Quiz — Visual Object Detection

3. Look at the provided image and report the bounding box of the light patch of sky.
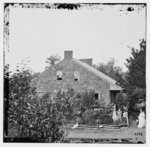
[6,4,146,73]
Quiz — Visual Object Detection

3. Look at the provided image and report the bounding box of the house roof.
[35,56,122,91]
[73,58,122,91]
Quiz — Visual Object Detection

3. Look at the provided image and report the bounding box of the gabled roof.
[34,57,122,91]
[73,58,122,91]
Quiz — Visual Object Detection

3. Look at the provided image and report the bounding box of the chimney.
[79,58,93,66]
[64,51,73,59]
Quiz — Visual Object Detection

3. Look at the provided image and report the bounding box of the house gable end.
[72,58,122,91]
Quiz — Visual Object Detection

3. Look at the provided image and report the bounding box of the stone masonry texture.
[34,59,111,106]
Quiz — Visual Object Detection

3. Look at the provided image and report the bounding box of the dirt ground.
[63,125,146,143]
[62,113,145,143]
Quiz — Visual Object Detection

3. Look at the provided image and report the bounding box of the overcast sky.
[6,4,146,73]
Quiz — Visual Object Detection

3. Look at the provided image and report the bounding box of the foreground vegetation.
[4,39,146,142]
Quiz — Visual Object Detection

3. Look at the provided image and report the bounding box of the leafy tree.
[7,67,36,138]
[94,58,125,86]
[5,65,64,142]
[125,39,146,90]
[125,39,146,110]
[115,92,128,109]
[45,54,61,69]
[4,64,10,136]
[32,72,41,79]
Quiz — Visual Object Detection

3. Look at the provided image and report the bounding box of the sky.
[6,3,146,73]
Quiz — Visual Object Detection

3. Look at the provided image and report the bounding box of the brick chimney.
[64,51,73,59]
[79,58,93,66]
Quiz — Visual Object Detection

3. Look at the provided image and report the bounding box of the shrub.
[81,108,113,125]
[100,115,113,124]
[80,90,95,110]
[81,109,96,125]
[115,92,128,109]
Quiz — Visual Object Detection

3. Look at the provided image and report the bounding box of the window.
[57,71,62,80]
[94,93,99,100]
[74,71,79,81]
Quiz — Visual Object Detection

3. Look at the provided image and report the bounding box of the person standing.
[123,107,129,126]
[112,104,119,123]
[137,108,146,129]
[117,108,122,122]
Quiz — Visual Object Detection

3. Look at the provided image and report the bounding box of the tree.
[115,92,128,109]
[7,67,36,138]
[5,65,64,142]
[45,54,61,69]
[125,39,146,110]
[94,58,125,87]
[4,64,10,136]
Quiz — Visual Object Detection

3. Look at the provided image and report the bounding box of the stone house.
[34,51,122,106]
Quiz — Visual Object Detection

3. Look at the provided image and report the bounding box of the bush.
[81,108,113,125]
[55,88,76,122]
[115,92,128,109]
[7,92,65,142]
[81,109,96,125]
[80,90,95,110]
[100,115,113,124]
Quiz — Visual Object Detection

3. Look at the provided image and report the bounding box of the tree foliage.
[45,54,61,69]
[81,108,113,125]
[5,65,104,141]
[54,88,76,122]
[80,90,95,110]
[125,39,146,110]
[4,64,10,136]
[5,66,64,142]
[94,58,125,86]
[125,39,146,90]
[115,92,128,109]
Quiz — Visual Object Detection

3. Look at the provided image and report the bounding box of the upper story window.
[74,71,79,81]
[57,71,62,80]
[94,93,99,100]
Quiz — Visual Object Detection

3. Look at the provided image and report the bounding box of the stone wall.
[35,59,110,106]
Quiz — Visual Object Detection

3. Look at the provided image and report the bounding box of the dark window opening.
[57,77,62,80]
[74,78,78,81]
[57,71,62,80]
[74,71,79,82]
[95,93,98,100]
[110,91,119,103]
